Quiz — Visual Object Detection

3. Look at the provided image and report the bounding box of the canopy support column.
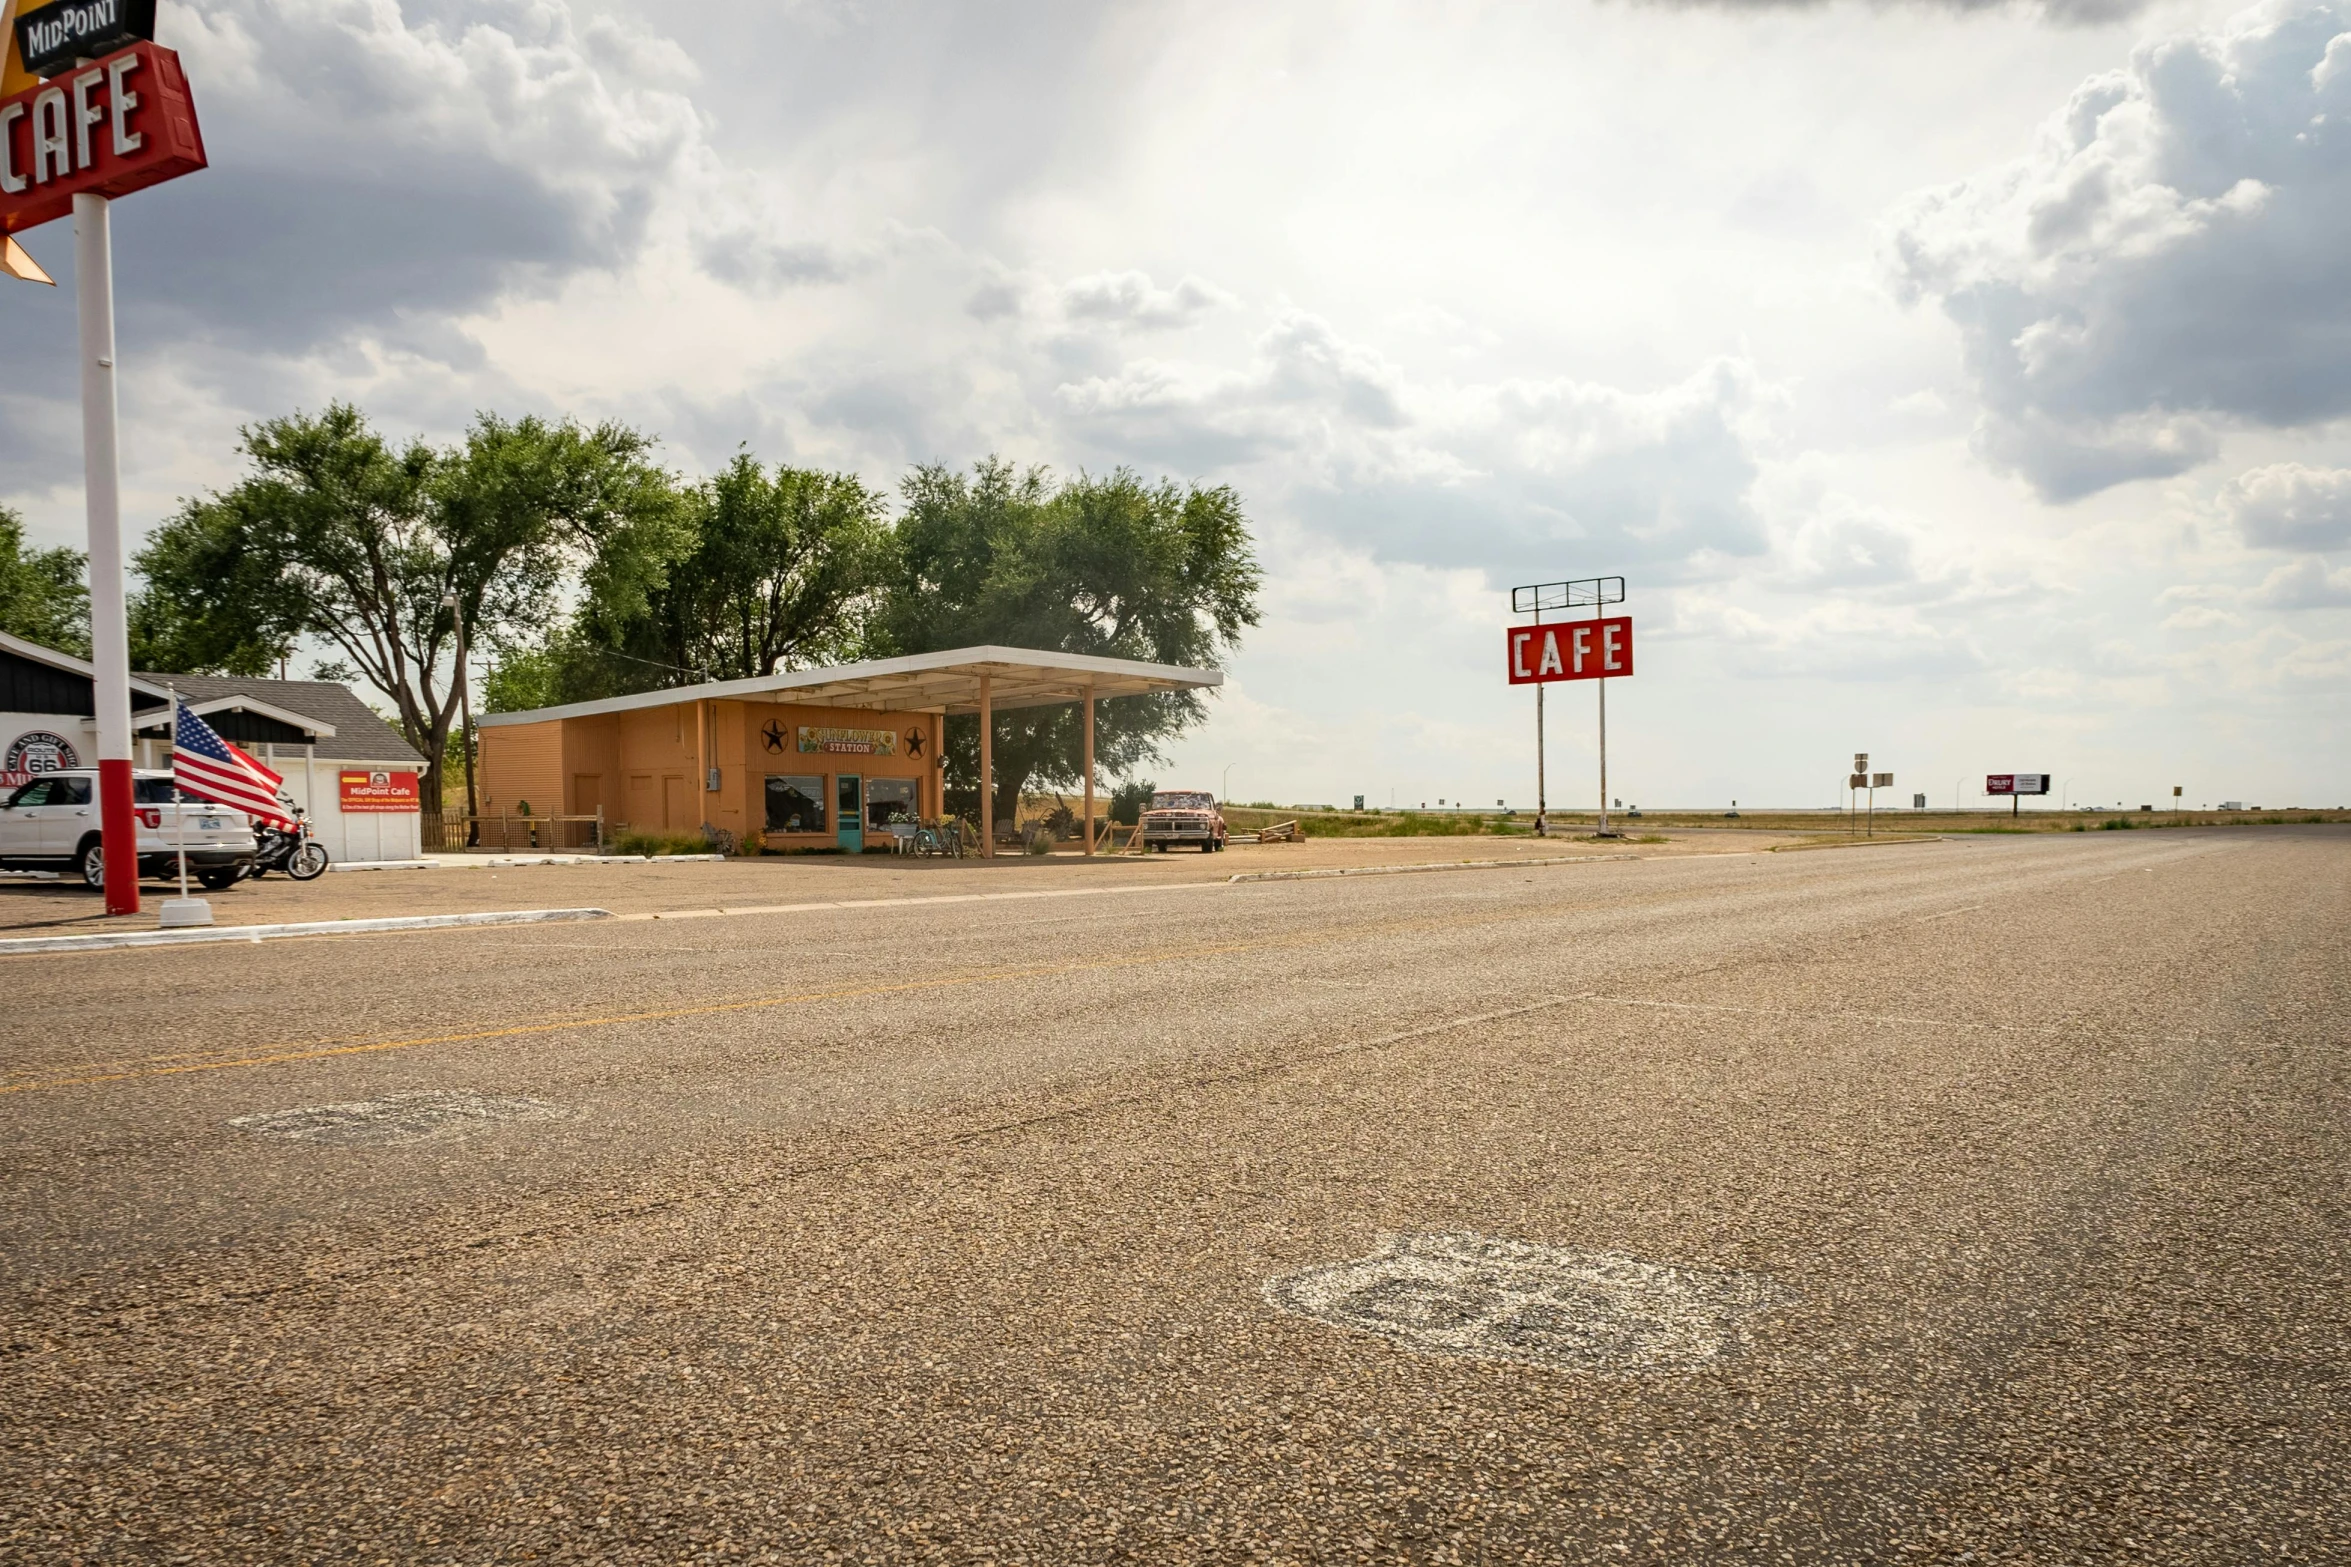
[1082,678,1096,856]
[979,674,994,859]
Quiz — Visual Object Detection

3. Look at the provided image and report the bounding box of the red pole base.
[99,757,140,916]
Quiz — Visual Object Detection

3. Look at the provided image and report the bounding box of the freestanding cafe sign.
[1,37,205,233]
[1505,618,1635,684]
[1506,578,1634,837]
[2,0,208,919]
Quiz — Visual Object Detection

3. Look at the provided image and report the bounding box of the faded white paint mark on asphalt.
[1265,1233,1792,1373]
[229,1089,565,1148]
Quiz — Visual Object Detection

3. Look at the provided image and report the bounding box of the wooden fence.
[423,810,605,853]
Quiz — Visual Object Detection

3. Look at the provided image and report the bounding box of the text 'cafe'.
[475,646,1220,852]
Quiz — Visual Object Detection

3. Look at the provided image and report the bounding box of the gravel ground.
[1,827,2343,1564]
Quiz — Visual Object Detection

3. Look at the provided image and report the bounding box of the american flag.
[172,698,294,829]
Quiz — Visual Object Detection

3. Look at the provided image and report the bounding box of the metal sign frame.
[1512,577,1625,617]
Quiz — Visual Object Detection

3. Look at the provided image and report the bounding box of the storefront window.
[866,777,917,828]
[765,774,825,832]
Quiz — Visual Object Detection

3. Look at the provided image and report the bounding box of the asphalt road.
[2,828,2344,1564]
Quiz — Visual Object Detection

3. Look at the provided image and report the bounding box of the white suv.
[0,769,259,891]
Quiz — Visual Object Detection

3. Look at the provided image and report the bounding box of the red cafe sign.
[1506,616,1635,685]
[0,39,205,235]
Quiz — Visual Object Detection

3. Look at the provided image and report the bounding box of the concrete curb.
[1229,854,1621,884]
[0,907,614,956]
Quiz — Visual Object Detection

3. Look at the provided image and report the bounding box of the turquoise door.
[836,774,862,852]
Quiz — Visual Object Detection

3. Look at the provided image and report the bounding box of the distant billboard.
[1986,773,2049,796]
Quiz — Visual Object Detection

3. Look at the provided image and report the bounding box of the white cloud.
[1057,312,1776,577]
[2222,462,2351,550]
[1057,270,1235,331]
[2253,556,2351,607]
[1887,0,2351,500]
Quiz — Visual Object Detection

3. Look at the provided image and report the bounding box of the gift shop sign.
[0,39,205,235]
[339,770,421,814]
[1506,617,1634,685]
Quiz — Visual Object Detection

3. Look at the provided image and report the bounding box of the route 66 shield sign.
[1264,1232,1791,1374]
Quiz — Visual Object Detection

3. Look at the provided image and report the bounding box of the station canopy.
[478,645,1222,726]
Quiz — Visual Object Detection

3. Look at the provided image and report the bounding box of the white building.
[1,631,428,864]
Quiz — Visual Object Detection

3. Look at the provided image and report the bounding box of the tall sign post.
[1508,577,1631,838]
[4,4,209,914]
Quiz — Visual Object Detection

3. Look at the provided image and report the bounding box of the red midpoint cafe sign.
[1507,616,1634,684]
[0,38,205,234]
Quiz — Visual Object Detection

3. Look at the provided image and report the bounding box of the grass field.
[1211,803,2351,838]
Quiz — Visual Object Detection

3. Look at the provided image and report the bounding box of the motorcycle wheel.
[288,841,330,881]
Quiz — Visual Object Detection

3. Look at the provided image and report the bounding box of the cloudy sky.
[7,0,2349,810]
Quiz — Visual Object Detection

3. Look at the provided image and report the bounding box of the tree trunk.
[993,761,1032,835]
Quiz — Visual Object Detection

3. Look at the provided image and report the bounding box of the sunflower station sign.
[3,0,208,915]
[796,725,899,756]
[1507,576,1634,837]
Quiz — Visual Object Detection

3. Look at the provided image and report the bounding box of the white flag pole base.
[158,898,214,928]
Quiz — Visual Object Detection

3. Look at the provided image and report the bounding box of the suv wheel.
[74,838,106,891]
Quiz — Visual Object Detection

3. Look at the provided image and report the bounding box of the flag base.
[157,898,214,928]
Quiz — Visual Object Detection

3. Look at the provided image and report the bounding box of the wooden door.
[626,773,653,832]
[663,774,689,829]
[572,774,602,848]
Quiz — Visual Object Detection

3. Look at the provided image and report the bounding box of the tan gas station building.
[475,646,1221,855]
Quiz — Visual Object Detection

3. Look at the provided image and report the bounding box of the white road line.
[616,879,1231,923]
[1229,854,1621,884]
[0,908,614,956]
[1575,992,2200,1042]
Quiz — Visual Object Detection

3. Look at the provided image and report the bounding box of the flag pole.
[172,688,189,900]
[158,687,211,927]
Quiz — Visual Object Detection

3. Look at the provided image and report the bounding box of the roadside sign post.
[78,189,139,912]
[1508,577,1630,838]
[4,14,211,914]
[1870,771,1892,837]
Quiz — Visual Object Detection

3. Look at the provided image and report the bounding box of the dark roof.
[132,673,427,766]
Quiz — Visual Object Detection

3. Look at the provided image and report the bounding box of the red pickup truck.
[1139,789,1229,852]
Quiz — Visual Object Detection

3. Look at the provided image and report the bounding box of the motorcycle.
[245,809,330,881]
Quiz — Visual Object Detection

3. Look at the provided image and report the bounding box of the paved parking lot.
[0,831,1789,936]
[2,828,2344,1563]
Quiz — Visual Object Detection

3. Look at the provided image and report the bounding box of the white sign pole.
[76,190,140,916]
[1534,681,1545,836]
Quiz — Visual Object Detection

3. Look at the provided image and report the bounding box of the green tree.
[542,452,893,703]
[0,506,90,657]
[132,402,678,806]
[884,459,1260,824]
